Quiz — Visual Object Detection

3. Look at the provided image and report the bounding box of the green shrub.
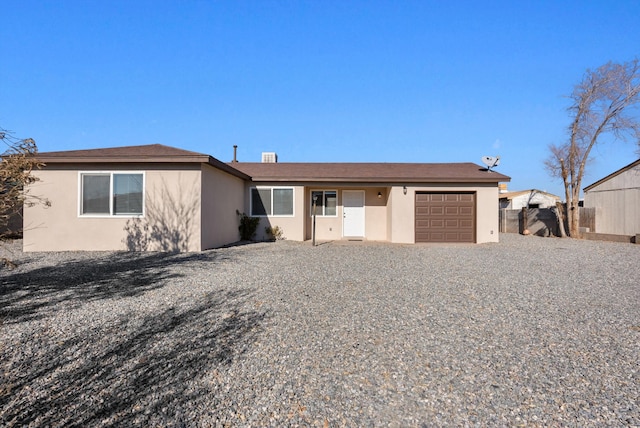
[236,210,260,241]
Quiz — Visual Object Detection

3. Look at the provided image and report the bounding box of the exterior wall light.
[403,186,407,195]
[377,191,382,199]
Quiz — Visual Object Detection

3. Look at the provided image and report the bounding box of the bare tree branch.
[545,59,640,237]
[1,127,50,267]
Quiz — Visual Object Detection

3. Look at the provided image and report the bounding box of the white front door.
[343,190,365,237]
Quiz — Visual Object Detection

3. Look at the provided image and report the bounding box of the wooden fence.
[500,207,595,237]
[579,207,595,232]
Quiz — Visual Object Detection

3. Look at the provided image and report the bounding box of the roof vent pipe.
[232,145,238,162]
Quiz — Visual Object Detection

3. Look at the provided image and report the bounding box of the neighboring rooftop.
[584,158,640,192]
[499,189,560,200]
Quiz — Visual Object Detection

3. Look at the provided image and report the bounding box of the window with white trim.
[311,190,337,216]
[251,187,294,216]
[80,172,144,216]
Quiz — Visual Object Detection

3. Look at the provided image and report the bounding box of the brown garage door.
[415,192,475,243]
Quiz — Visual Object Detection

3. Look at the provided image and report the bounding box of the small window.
[273,188,294,215]
[251,188,271,216]
[251,187,294,216]
[311,190,337,216]
[82,174,110,214]
[80,172,144,216]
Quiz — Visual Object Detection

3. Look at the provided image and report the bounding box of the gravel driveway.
[1,235,639,427]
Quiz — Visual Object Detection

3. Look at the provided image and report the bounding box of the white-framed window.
[310,190,337,216]
[250,187,294,217]
[79,172,144,217]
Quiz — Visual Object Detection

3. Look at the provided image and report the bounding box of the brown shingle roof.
[229,162,511,183]
[34,144,512,184]
[35,143,209,162]
[35,144,250,179]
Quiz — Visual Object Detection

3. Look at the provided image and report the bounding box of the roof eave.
[206,156,251,180]
[34,155,212,163]
[248,177,510,183]
[33,154,252,180]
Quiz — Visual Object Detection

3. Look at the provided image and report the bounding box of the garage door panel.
[430,232,445,241]
[460,232,474,240]
[415,192,475,243]
[460,207,473,215]
[460,220,474,228]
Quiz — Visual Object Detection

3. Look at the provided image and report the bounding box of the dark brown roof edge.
[245,176,509,183]
[205,156,251,180]
[34,154,211,163]
[33,144,252,181]
[36,154,251,180]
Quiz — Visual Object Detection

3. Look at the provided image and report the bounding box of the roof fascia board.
[35,155,211,163]
[247,180,505,188]
[205,156,251,180]
[247,177,509,184]
[34,154,251,180]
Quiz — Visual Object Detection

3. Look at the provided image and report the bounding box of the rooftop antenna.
[481,155,500,172]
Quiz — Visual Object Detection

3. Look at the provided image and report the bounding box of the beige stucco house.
[24,144,510,251]
[583,158,640,238]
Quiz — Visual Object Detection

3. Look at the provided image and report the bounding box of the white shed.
[583,159,640,237]
[499,189,560,210]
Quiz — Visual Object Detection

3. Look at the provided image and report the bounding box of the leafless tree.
[545,59,640,237]
[1,127,50,266]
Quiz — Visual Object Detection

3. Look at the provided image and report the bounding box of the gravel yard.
[1,234,639,427]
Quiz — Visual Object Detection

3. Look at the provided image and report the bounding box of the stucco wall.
[389,184,499,244]
[363,187,388,241]
[244,183,306,241]
[24,165,202,252]
[306,188,342,241]
[200,164,246,248]
[305,186,388,242]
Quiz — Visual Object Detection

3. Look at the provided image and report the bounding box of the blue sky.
[2,1,639,198]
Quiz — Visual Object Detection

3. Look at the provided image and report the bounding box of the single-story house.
[23,144,510,251]
[499,189,560,210]
[583,158,640,237]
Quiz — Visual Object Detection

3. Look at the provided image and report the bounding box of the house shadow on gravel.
[0,251,230,324]
[0,288,267,427]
